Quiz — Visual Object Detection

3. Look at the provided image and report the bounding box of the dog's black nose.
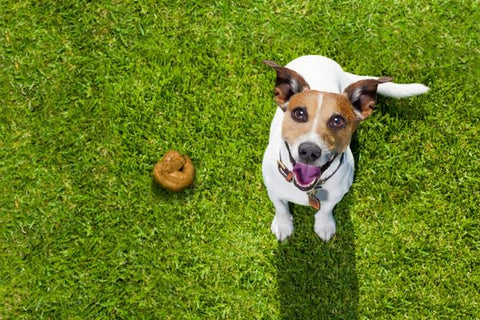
[298,142,321,163]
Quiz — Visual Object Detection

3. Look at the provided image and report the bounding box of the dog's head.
[264,60,392,188]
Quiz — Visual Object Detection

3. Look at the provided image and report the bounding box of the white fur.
[263,55,429,241]
[286,55,429,98]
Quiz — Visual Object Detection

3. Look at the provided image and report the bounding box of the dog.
[262,55,429,241]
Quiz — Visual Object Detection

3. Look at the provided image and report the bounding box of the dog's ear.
[263,60,310,111]
[344,77,393,120]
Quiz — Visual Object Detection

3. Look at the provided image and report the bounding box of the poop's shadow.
[275,136,360,319]
[151,178,196,203]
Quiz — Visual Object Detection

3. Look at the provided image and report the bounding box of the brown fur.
[344,77,392,119]
[264,60,390,154]
[263,60,310,110]
[282,90,360,153]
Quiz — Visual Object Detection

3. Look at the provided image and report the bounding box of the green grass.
[1,0,479,318]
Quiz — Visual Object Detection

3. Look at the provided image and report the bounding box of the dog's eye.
[328,115,346,129]
[291,107,308,122]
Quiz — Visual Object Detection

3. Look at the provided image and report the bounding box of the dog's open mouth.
[292,163,321,191]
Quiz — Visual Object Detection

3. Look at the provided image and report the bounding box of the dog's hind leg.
[270,198,294,241]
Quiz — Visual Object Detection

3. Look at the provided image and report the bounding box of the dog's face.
[264,60,391,187]
[282,90,359,166]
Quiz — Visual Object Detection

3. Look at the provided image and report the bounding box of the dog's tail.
[344,72,429,98]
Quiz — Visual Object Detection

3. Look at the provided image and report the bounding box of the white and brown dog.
[262,55,428,241]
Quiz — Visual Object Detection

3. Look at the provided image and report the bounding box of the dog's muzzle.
[277,141,344,209]
[279,142,339,190]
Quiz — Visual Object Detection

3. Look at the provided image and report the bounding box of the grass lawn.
[1,0,479,318]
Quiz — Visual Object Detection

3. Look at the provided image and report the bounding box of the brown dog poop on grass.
[153,150,195,192]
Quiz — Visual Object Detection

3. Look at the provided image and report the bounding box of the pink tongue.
[293,163,321,186]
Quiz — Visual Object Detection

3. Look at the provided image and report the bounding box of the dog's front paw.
[271,214,294,241]
[314,214,336,242]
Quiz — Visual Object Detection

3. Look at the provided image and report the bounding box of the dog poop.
[153,150,195,192]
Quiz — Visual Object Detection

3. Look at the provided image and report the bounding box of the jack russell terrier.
[262,55,428,242]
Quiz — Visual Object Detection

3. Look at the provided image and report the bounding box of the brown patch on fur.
[282,91,319,144]
[282,91,361,153]
[263,60,310,110]
[344,77,392,119]
[316,93,359,152]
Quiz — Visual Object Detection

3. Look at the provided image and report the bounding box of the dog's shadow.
[276,136,360,319]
